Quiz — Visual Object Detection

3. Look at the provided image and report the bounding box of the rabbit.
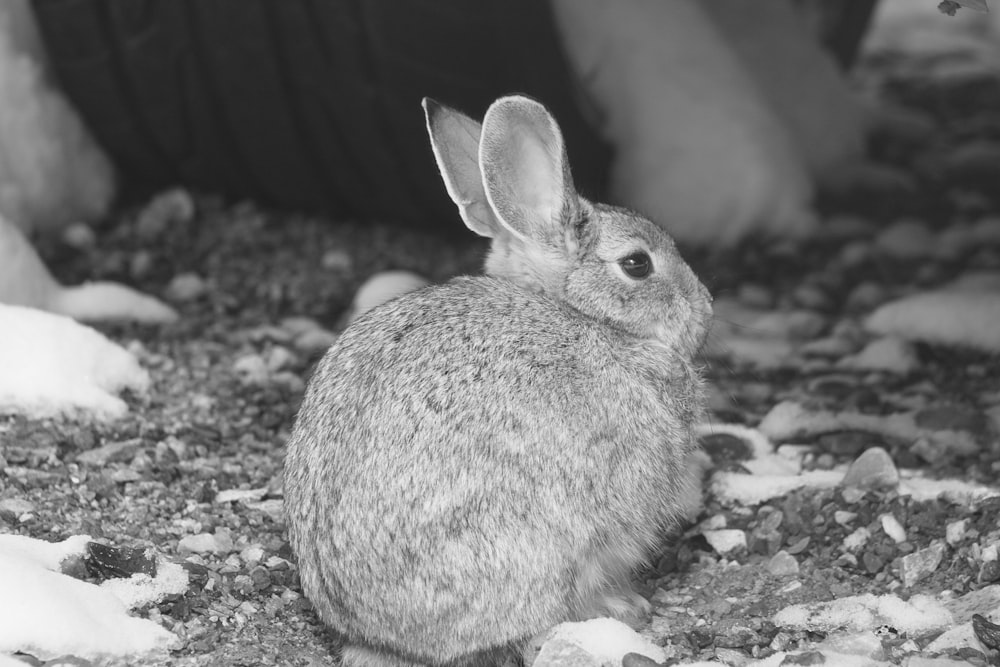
[283,94,713,667]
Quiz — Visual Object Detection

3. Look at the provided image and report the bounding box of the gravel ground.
[4,33,1000,667]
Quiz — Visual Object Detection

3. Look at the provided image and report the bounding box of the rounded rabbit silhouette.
[284,95,713,667]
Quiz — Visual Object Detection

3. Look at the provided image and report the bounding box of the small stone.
[233,354,269,385]
[978,560,1000,584]
[900,542,946,588]
[130,250,154,279]
[320,248,353,272]
[178,529,234,556]
[703,529,747,555]
[86,542,157,579]
[834,511,857,526]
[165,272,207,302]
[841,447,899,490]
[880,514,907,544]
[264,346,296,372]
[972,614,1000,650]
[793,284,832,311]
[0,498,35,522]
[714,647,751,665]
[843,527,871,552]
[349,270,430,323]
[76,438,142,466]
[780,651,825,665]
[875,219,936,259]
[61,222,96,249]
[136,188,195,239]
[293,328,338,354]
[946,519,969,546]
[845,281,888,312]
[240,545,266,565]
[250,566,272,591]
[766,551,800,576]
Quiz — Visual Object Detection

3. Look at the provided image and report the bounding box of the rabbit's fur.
[284,96,712,666]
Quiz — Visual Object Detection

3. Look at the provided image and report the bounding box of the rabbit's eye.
[620,252,652,279]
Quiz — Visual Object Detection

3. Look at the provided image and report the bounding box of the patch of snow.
[774,593,952,636]
[898,473,1000,505]
[837,336,918,374]
[711,470,843,505]
[50,281,178,323]
[865,273,1000,352]
[0,535,179,662]
[0,304,149,420]
[528,618,667,667]
[100,560,189,609]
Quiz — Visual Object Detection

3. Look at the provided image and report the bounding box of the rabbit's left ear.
[478,95,577,244]
[423,98,504,239]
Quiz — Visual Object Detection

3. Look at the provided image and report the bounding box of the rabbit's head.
[425,95,711,357]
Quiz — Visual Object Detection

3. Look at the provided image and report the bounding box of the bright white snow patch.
[529,617,667,666]
[865,272,1000,353]
[0,304,150,420]
[774,593,953,636]
[0,534,184,662]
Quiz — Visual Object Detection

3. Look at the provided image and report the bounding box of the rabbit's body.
[286,275,703,663]
[285,96,712,666]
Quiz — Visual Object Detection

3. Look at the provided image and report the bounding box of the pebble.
[834,511,857,526]
[766,550,800,576]
[165,272,207,302]
[136,188,195,239]
[875,219,937,260]
[702,529,747,555]
[845,281,889,312]
[264,346,296,372]
[843,527,872,552]
[946,520,969,546]
[900,542,946,588]
[841,447,899,490]
[240,545,266,565]
[75,438,142,466]
[320,248,353,272]
[349,270,431,323]
[130,250,154,279]
[880,514,907,544]
[61,222,97,249]
[793,284,832,311]
[292,328,338,354]
[0,498,36,522]
[737,283,775,309]
[232,354,269,385]
[178,528,235,556]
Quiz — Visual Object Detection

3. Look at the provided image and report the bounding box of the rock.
[76,438,142,466]
[713,647,751,665]
[834,511,857,526]
[699,432,754,465]
[529,618,666,667]
[86,542,157,579]
[875,219,936,260]
[841,447,899,490]
[348,270,431,324]
[0,498,35,522]
[737,283,774,309]
[946,519,969,546]
[793,284,832,311]
[844,281,889,312]
[843,527,871,552]
[972,614,1000,650]
[900,542,946,588]
[944,585,1000,624]
[838,337,918,374]
[320,248,353,272]
[767,550,800,576]
[232,354,269,386]
[292,328,338,354]
[215,488,268,504]
[264,346,296,372]
[880,514,907,544]
[61,222,97,249]
[165,272,207,302]
[703,529,747,555]
[136,188,195,239]
[178,529,234,556]
[240,545,266,565]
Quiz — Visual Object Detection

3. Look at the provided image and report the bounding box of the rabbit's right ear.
[423,98,504,239]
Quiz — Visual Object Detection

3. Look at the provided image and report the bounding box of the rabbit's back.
[285,275,702,662]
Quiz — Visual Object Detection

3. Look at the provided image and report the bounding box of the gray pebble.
[842,447,899,490]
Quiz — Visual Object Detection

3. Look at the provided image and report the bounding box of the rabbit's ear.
[479,96,576,244]
[423,98,504,238]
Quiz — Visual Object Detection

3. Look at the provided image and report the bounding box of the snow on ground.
[0,534,187,663]
[0,304,150,420]
[865,272,1000,353]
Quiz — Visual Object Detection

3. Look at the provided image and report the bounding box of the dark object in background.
[29,0,875,234]
[29,0,608,234]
